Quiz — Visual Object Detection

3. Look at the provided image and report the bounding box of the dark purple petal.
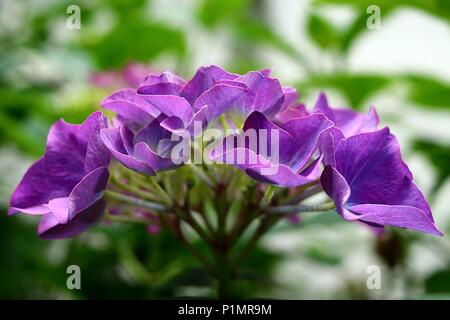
[44,119,85,188]
[319,127,345,167]
[9,158,65,214]
[134,142,177,172]
[279,114,334,171]
[320,166,351,217]
[68,167,109,221]
[242,111,293,161]
[335,128,404,205]
[38,198,106,240]
[83,113,111,173]
[133,115,173,152]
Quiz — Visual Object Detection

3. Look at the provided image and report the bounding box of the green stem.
[105,190,169,212]
[230,215,280,276]
[105,212,150,224]
[265,202,335,215]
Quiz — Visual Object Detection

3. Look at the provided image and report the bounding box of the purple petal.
[68,167,109,221]
[83,112,111,173]
[100,128,156,175]
[101,88,158,130]
[232,71,284,118]
[133,115,172,152]
[319,127,345,167]
[38,198,106,239]
[279,114,334,171]
[9,158,65,214]
[348,204,442,236]
[46,197,70,223]
[313,92,379,137]
[275,103,308,123]
[279,86,299,112]
[246,163,320,187]
[44,119,84,188]
[134,142,177,172]
[242,111,293,162]
[140,95,193,126]
[190,83,247,129]
[181,65,238,105]
[386,176,434,222]
[320,166,351,217]
[335,128,404,205]
[138,71,185,95]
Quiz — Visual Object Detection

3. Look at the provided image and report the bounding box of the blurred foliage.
[0,0,449,299]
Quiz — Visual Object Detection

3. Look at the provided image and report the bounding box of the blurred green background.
[0,0,449,299]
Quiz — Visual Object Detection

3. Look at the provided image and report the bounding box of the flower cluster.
[9,65,442,239]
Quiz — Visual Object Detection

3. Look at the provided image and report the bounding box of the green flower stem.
[105,212,151,224]
[110,174,159,202]
[188,164,215,187]
[166,216,217,278]
[284,184,323,205]
[265,202,336,215]
[105,190,169,212]
[147,177,173,206]
[260,185,276,208]
[230,215,281,277]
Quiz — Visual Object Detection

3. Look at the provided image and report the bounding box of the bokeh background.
[1,0,449,299]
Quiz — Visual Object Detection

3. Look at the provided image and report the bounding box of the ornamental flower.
[9,112,110,239]
[8,64,442,299]
[211,111,333,187]
[320,128,442,236]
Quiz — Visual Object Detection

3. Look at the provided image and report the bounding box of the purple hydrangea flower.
[320,128,442,236]
[9,112,111,239]
[100,71,189,175]
[100,114,183,175]
[211,111,333,187]
[101,65,298,174]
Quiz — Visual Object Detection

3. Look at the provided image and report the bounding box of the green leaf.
[307,13,341,50]
[83,20,186,69]
[313,0,450,22]
[413,139,450,197]
[198,0,250,27]
[402,75,450,110]
[426,269,450,294]
[297,73,390,109]
[305,245,342,265]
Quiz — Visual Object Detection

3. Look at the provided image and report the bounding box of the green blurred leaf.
[413,139,450,197]
[305,245,342,265]
[402,75,450,110]
[298,73,390,109]
[198,0,250,27]
[313,0,450,21]
[83,20,185,69]
[426,268,450,294]
[307,14,341,50]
